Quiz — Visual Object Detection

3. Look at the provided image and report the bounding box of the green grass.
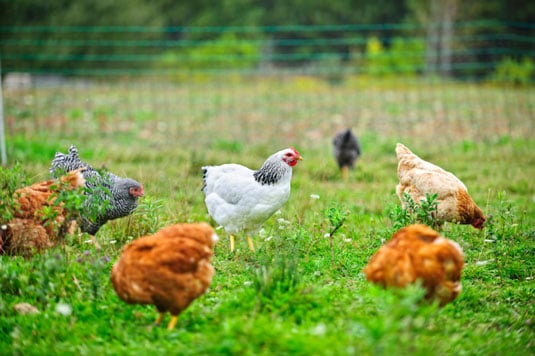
[1,77,534,355]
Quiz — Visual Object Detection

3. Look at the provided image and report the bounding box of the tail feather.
[201,167,209,193]
[50,145,92,179]
[395,143,413,159]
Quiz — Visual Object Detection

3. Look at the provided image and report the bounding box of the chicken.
[333,128,361,181]
[111,223,218,330]
[202,147,302,252]
[395,143,485,229]
[1,169,85,257]
[49,145,144,235]
[363,224,464,306]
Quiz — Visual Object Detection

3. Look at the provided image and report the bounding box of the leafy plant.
[75,250,111,301]
[0,164,28,222]
[482,191,533,281]
[365,36,425,76]
[389,192,439,229]
[492,57,534,86]
[325,205,348,268]
[253,230,303,310]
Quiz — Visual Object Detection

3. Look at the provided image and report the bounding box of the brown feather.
[364,224,464,306]
[2,169,85,257]
[111,223,217,320]
[395,143,485,228]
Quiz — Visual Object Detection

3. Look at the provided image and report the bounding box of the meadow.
[0,76,534,355]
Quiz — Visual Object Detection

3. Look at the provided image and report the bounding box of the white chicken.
[202,147,302,252]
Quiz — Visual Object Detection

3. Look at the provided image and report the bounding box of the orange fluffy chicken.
[111,223,218,330]
[1,169,85,256]
[364,224,464,306]
[396,143,485,229]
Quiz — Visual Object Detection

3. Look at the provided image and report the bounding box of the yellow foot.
[341,166,349,181]
[90,235,101,250]
[247,236,255,252]
[154,312,165,326]
[167,315,178,330]
[229,235,235,252]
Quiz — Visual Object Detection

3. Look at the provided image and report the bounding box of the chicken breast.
[111,223,218,329]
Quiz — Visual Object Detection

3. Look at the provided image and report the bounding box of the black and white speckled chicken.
[333,128,361,181]
[49,145,144,235]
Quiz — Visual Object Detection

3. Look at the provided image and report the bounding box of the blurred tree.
[1,0,165,75]
[0,0,533,78]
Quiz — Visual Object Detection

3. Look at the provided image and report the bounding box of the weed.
[253,230,303,309]
[325,204,348,268]
[389,192,439,229]
[483,191,534,281]
[0,164,28,222]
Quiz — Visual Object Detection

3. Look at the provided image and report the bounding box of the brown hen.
[396,143,485,229]
[111,223,218,330]
[1,169,85,257]
[364,224,464,306]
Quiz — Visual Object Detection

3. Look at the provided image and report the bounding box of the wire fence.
[1,20,534,78]
[0,21,534,164]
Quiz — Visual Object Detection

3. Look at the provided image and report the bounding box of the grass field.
[1,77,534,355]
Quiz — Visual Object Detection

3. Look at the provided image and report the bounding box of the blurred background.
[0,0,534,165]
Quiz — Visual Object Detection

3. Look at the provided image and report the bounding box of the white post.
[0,59,6,166]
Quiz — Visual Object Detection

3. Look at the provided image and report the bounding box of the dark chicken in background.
[333,128,361,181]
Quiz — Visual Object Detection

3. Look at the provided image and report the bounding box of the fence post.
[0,59,7,166]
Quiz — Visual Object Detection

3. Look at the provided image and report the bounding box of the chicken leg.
[229,234,255,252]
[341,166,349,181]
[90,234,101,250]
[167,315,179,330]
[246,236,255,252]
[154,312,165,326]
[230,234,235,252]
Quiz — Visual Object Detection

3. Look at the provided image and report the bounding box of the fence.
[0,21,534,164]
[1,21,534,79]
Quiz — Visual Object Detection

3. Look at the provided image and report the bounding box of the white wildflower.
[55,303,72,317]
[475,260,493,266]
[310,194,320,200]
[311,323,327,336]
[243,281,253,286]
[323,233,330,238]
[277,218,289,225]
[109,240,117,244]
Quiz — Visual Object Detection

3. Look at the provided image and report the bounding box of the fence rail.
[1,21,534,80]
